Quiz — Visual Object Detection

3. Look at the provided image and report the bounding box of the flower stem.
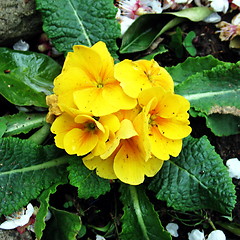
[28,123,50,145]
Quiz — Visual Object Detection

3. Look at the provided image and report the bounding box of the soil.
[0,12,239,240]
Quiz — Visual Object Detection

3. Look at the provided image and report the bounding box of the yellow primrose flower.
[51,112,120,157]
[53,41,136,116]
[138,87,192,160]
[114,59,174,98]
[83,109,164,185]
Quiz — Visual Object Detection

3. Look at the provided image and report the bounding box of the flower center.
[86,122,96,131]
[97,83,104,88]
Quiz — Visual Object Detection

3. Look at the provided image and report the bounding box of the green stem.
[129,185,150,240]
[207,217,217,230]
[28,123,51,145]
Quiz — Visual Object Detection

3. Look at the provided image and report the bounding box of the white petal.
[226,158,240,179]
[188,229,205,240]
[210,0,229,13]
[207,230,226,240]
[232,13,240,25]
[166,223,179,237]
[13,214,31,227]
[0,220,19,229]
[26,203,34,217]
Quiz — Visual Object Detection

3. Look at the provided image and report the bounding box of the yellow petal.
[135,59,174,92]
[51,113,79,148]
[91,41,114,80]
[101,119,138,159]
[113,138,163,185]
[156,118,192,140]
[63,128,98,156]
[100,114,121,133]
[157,93,190,119]
[149,126,183,159]
[115,59,152,98]
[83,155,117,179]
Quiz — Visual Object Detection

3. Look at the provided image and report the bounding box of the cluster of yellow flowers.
[46,41,191,185]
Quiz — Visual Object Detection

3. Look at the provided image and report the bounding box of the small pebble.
[13,39,29,51]
[188,229,205,240]
[166,222,179,237]
[226,158,240,179]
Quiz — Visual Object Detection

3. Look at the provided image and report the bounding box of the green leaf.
[1,112,47,137]
[216,221,240,236]
[35,184,60,240]
[120,184,171,240]
[148,136,236,214]
[0,137,69,215]
[120,14,184,53]
[166,55,224,85]
[43,206,82,240]
[205,114,240,136]
[0,118,7,138]
[0,48,61,107]
[67,157,110,199]
[36,0,120,56]
[169,27,184,58]
[175,63,240,115]
[183,31,197,56]
[165,7,213,22]
[141,45,168,60]
[120,7,212,54]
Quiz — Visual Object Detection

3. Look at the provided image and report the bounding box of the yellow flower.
[138,87,192,160]
[51,112,120,156]
[46,94,62,123]
[83,109,164,185]
[53,41,136,116]
[114,59,174,98]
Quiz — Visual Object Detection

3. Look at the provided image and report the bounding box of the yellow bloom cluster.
[47,41,191,185]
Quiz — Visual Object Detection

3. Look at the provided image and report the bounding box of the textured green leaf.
[36,0,120,56]
[1,112,46,137]
[205,114,240,136]
[35,184,60,240]
[165,55,224,85]
[67,157,110,199]
[120,184,171,240]
[120,14,184,53]
[165,7,213,22]
[175,63,240,114]
[148,136,236,214]
[169,27,183,58]
[0,48,61,107]
[0,138,69,215]
[43,206,81,240]
[183,31,197,56]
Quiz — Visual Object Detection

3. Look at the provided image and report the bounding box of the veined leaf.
[36,0,120,56]
[120,184,171,240]
[43,207,81,240]
[175,62,240,114]
[1,112,47,137]
[148,136,236,215]
[166,55,224,85]
[67,157,110,199]
[0,48,61,107]
[0,138,69,215]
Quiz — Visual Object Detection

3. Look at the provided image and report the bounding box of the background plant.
[0,0,239,239]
